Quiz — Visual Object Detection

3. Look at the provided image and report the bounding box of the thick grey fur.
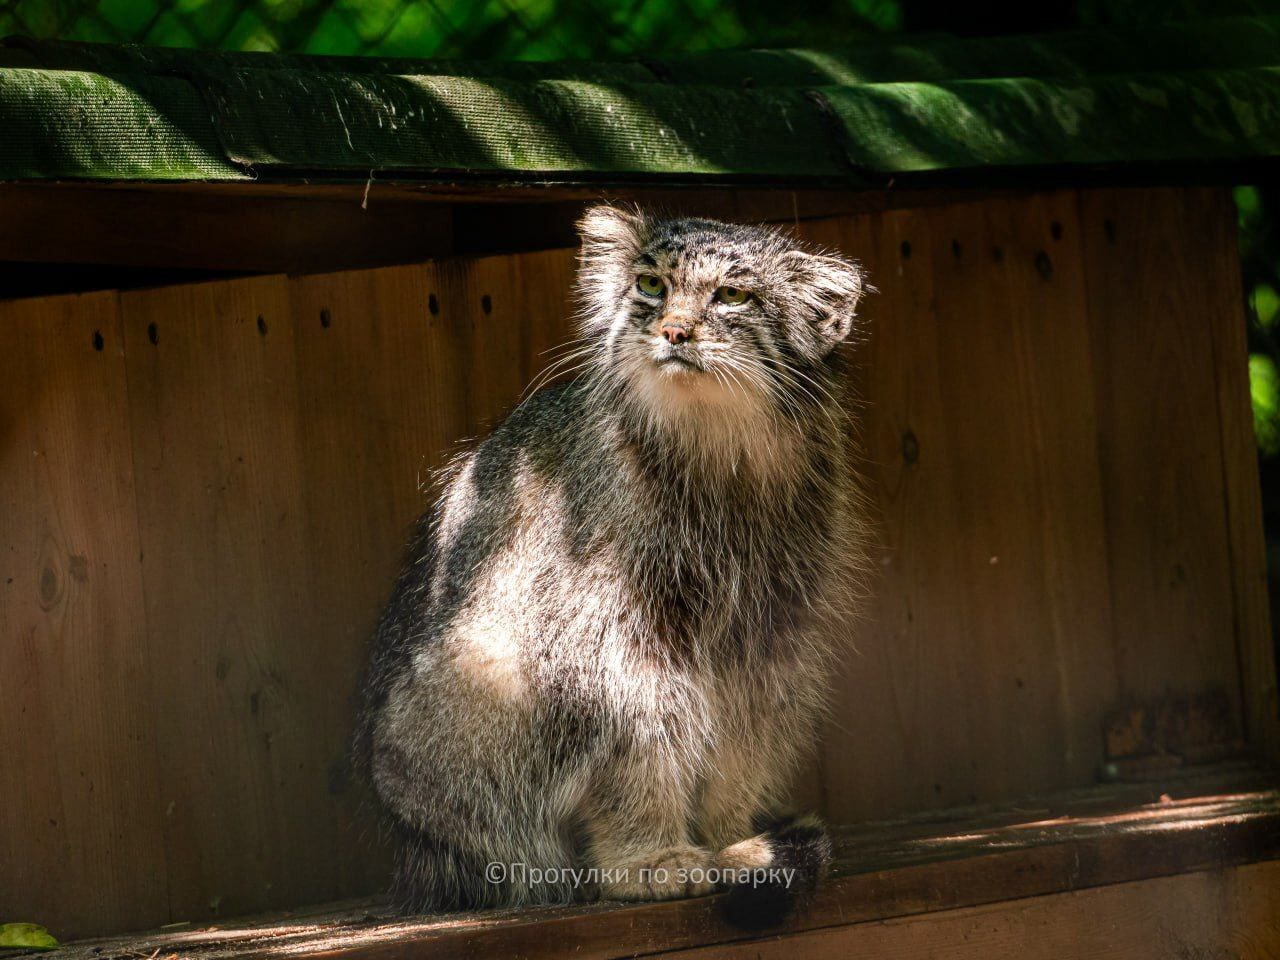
[355,206,870,912]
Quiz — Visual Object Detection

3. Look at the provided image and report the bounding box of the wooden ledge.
[14,764,1279,960]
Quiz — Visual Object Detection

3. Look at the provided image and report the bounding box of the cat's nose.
[660,321,691,345]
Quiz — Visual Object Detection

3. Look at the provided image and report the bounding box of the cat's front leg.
[584,741,716,902]
[696,668,824,873]
[696,738,790,876]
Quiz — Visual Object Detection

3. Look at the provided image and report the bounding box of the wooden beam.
[24,771,1280,960]
[663,860,1280,959]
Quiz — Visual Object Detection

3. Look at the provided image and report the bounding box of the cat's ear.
[576,204,645,260]
[783,250,866,349]
[574,205,646,330]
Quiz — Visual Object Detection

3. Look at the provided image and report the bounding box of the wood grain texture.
[1080,188,1245,736]
[447,253,525,432]
[0,188,1266,939]
[0,291,169,938]
[798,193,1118,818]
[19,769,1279,960]
[120,277,327,924]
[508,248,580,388]
[665,860,1280,960]
[288,262,466,897]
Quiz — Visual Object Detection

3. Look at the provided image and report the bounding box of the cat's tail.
[715,813,834,931]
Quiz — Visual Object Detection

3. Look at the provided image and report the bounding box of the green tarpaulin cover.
[2,16,1279,184]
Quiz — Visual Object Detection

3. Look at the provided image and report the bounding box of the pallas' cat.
[357,207,869,915]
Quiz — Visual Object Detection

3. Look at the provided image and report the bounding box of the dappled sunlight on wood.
[19,766,1275,960]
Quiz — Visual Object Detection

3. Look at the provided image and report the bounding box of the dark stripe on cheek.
[775,330,806,368]
[630,302,659,330]
[737,322,773,364]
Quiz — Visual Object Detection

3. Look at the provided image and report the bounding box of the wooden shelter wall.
[0,187,1267,938]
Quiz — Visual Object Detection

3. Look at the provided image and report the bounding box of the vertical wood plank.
[447,254,523,432]
[993,193,1119,779]
[803,206,993,815]
[1197,188,1280,761]
[120,276,328,923]
[800,194,1118,818]
[0,292,168,937]
[1080,188,1244,734]
[431,247,580,433]
[920,199,1056,803]
[288,262,468,895]
[511,248,580,388]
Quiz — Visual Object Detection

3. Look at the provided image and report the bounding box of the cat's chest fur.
[596,431,843,660]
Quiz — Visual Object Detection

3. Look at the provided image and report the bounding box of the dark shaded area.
[0,261,244,301]
[1237,182,1280,679]
[720,813,834,931]
[905,0,1076,34]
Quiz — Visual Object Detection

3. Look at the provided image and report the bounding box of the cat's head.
[574,205,865,429]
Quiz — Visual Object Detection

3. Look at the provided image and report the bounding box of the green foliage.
[1252,283,1278,330]
[0,923,58,951]
[0,0,899,59]
[1236,185,1280,461]
[1251,354,1280,457]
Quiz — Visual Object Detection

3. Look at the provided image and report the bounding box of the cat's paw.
[714,815,834,931]
[714,834,774,875]
[599,844,715,901]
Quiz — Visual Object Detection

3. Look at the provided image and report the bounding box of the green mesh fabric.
[656,16,1280,86]
[0,67,240,179]
[3,16,1280,183]
[821,67,1280,172]
[200,68,847,176]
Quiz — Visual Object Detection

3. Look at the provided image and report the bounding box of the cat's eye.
[715,285,750,306]
[636,274,666,298]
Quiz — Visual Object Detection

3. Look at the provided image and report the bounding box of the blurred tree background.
[4,0,1280,593]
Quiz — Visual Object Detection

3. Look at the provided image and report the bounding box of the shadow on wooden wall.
[0,187,1269,938]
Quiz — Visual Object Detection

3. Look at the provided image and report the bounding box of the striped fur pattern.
[356,206,870,914]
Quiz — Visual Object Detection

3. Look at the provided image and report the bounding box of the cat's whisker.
[713,353,812,439]
[539,333,595,357]
[772,358,840,407]
[522,346,603,398]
